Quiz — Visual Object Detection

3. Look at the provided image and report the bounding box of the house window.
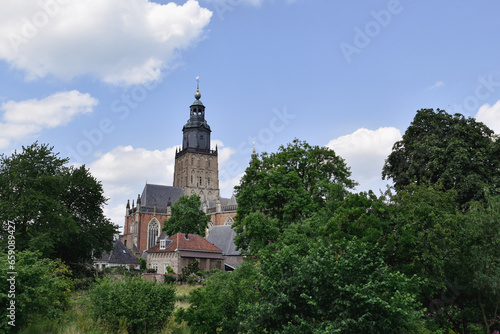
[148,220,159,250]
[191,175,193,184]
[160,239,166,250]
[207,177,210,186]
[199,176,202,186]
[152,263,158,272]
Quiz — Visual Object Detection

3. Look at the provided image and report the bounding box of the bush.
[176,261,260,333]
[179,260,201,283]
[88,276,176,333]
[165,274,177,284]
[0,250,73,332]
[139,258,147,271]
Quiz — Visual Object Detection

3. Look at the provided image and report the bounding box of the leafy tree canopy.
[233,139,356,253]
[382,108,500,206]
[176,261,261,334]
[247,240,424,334]
[449,195,500,334]
[0,142,117,265]
[163,194,210,237]
[0,250,73,331]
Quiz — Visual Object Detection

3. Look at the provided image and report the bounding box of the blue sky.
[1,0,499,229]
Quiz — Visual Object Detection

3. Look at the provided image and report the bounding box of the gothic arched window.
[148,219,160,250]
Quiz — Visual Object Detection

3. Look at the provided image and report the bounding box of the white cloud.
[326,127,402,192]
[88,140,237,229]
[426,81,445,90]
[0,90,97,148]
[476,100,500,134]
[0,0,212,85]
[204,0,263,7]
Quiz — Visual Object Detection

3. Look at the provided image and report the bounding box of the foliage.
[240,240,423,334]
[0,250,73,333]
[322,191,393,250]
[163,194,210,237]
[449,196,500,334]
[386,187,500,333]
[87,276,176,334]
[17,290,190,334]
[387,185,461,294]
[178,259,202,284]
[176,261,261,333]
[233,139,356,253]
[139,257,147,271]
[382,108,500,206]
[0,142,117,266]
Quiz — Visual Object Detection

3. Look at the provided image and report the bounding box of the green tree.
[386,186,500,333]
[449,196,500,334]
[0,143,117,266]
[382,108,500,206]
[0,250,73,332]
[88,276,176,334]
[322,191,393,250]
[176,261,261,333]
[233,139,356,253]
[163,194,210,237]
[240,240,423,334]
[387,185,461,294]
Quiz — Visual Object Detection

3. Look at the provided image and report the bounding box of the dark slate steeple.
[177,77,214,157]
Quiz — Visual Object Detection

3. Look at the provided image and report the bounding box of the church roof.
[141,184,184,207]
[146,233,222,254]
[95,239,141,265]
[205,196,235,208]
[227,194,237,206]
[206,225,240,256]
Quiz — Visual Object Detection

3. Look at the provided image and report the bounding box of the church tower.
[173,78,220,201]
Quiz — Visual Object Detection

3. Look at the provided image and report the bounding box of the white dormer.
[160,239,166,250]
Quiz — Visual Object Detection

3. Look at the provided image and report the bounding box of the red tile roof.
[146,233,222,253]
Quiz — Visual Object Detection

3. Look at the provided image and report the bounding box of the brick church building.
[120,82,238,255]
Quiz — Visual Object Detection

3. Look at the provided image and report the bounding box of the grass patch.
[176,284,203,298]
[175,284,202,311]
[19,285,194,334]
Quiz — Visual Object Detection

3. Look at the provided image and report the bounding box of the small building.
[94,239,141,270]
[206,225,244,271]
[146,233,223,274]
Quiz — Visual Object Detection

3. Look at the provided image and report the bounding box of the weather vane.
[196,76,200,91]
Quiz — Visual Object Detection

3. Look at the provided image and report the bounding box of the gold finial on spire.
[195,76,201,100]
[252,142,256,154]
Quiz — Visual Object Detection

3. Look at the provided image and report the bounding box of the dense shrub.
[179,260,202,284]
[177,262,261,333]
[88,276,176,333]
[0,250,73,333]
[164,274,177,284]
